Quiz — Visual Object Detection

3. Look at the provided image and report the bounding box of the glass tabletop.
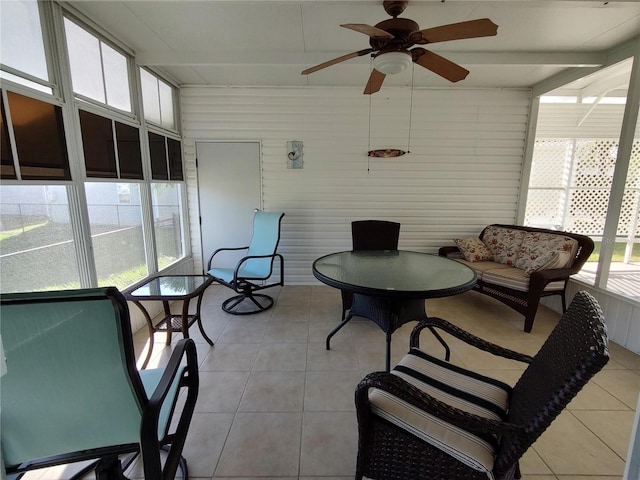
[126,275,212,299]
[312,250,476,298]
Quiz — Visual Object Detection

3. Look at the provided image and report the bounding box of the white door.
[197,142,261,271]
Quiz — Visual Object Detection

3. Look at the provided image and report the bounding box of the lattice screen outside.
[525,138,640,257]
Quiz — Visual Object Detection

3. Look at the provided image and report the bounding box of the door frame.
[194,140,263,273]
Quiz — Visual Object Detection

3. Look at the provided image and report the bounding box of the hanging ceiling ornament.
[366,62,415,164]
[368,148,407,158]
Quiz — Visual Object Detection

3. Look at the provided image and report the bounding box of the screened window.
[2,90,70,180]
[1,6,187,294]
[525,69,640,303]
[140,68,175,130]
[64,17,131,112]
[0,185,80,292]
[152,182,184,269]
[0,0,51,93]
[79,110,142,179]
[85,182,147,289]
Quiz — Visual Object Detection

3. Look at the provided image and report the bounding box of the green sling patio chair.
[207,211,285,314]
[0,287,199,480]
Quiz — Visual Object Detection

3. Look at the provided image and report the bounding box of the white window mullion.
[111,120,121,178]
[50,1,97,288]
[134,66,158,274]
[2,89,22,180]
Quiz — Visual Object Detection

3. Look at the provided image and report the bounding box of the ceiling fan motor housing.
[370,18,420,52]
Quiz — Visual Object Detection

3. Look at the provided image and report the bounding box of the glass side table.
[124,275,214,368]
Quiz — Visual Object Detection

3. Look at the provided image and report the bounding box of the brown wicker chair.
[439,224,594,333]
[355,290,609,480]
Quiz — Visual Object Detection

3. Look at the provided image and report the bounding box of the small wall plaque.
[287,141,303,169]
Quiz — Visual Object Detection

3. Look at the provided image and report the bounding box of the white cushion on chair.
[369,348,511,478]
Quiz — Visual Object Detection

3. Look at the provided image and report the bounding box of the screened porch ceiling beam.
[136,51,606,68]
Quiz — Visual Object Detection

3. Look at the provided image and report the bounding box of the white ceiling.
[67,0,640,94]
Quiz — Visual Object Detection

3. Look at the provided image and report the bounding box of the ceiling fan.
[301,0,498,94]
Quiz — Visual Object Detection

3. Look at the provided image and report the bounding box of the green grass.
[0,221,48,242]
[589,241,640,262]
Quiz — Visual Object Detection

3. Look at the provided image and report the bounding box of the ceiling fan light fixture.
[373,51,412,75]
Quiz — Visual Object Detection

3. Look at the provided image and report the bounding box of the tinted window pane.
[1,97,16,179]
[64,18,105,103]
[167,138,183,180]
[158,79,175,129]
[115,122,142,179]
[0,71,52,95]
[102,43,131,111]
[7,91,70,180]
[85,182,147,289]
[79,110,117,178]
[1,185,80,292]
[140,69,161,124]
[149,132,168,180]
[0,0,49,82]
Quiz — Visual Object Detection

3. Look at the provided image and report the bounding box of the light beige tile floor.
[23,285,639,480]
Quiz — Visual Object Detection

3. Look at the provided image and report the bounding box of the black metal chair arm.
[356,371,524,437]
[410,317,534,364]
[207,246,249,270]
[141,338,199,480]
[232,253,283,282]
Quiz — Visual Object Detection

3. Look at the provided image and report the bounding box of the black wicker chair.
[355,290,609,480]
[327,220,401,349]
[341,220,401,320]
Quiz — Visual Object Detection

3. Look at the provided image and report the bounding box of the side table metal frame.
[124,275,214,369]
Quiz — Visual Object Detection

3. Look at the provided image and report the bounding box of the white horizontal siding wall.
[542,282,640,353]
[536,102,640,138]
[181,86,531,284]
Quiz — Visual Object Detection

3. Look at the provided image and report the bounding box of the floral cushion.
[515,232,578,273]
[454,237,493,262]
[482,227,526,266]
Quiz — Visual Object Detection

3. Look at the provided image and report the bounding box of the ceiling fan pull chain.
[368,55,374,173]
[407,63,415,154]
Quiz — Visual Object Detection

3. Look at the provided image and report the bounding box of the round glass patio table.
[312,250,477,371]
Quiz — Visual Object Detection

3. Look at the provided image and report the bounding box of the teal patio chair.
[207,211,285,314]
[0,287,199,480]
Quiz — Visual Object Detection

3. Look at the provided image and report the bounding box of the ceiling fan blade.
[341,24,394,38]
[301,48,375,75]
[412,18,498,44]
[364,69,386,95]
[413,49,469,83]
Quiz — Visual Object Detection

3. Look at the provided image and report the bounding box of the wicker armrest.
[356,371,524,437]
[531,267,575,283]
[438,246,461,257]
[410,317,533,364]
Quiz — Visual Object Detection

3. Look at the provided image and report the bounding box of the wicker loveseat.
[439,224,594,332]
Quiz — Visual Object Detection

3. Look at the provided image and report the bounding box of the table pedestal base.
[326,294,450,372]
